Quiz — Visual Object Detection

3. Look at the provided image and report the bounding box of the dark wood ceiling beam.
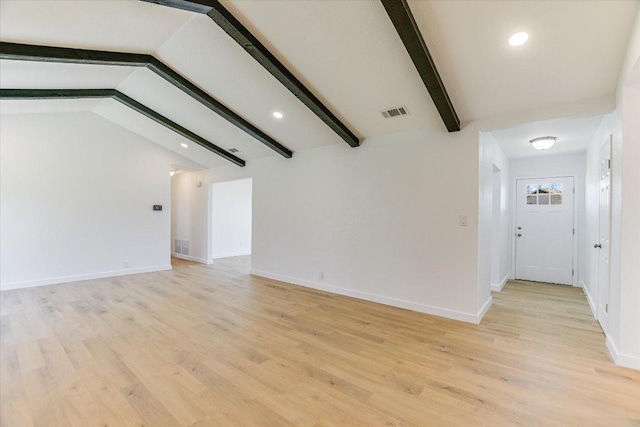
[0,41,292,158]
[144,0,213,14]
[114,92,245,166]
[0,88,246,167]
[141,0,361,148]
[0,88,117,99]
[380,0,460,132]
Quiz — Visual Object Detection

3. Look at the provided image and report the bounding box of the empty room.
[1,0,640,425]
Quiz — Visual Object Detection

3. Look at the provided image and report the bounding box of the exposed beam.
[0,41,293,158]
[380,0,460,132]
[0,88,246,167]
[141,0,361,148]
[0,88,116,100]
[114,92,245,167]
[144,0,213,14]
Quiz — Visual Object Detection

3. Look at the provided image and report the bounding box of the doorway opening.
[209,178,253,261]
[479,112,611,302]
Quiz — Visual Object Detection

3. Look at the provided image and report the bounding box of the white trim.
[491,273,510,292]
[212,251,251,260]
[0,265,172,291]
[477,296,493,322]
[606,336,640,370]
[250,269,490,324]
[579,281,598,319]
[171,253,211,264]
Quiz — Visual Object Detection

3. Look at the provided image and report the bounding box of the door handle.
[594,243,602,249]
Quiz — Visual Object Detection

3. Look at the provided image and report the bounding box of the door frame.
[511,174,578,286]
[206,177,254,263]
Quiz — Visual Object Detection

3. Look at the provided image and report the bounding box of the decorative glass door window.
[526,183,563,205]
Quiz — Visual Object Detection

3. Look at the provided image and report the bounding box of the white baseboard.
[250,269,488,324]
[0,264,172,292]
[212,251,251,260]
[491,273,510,292]
[477,296,493,322]
[171,253,211,264]
[579,281,598,319]
[607,336,640,370]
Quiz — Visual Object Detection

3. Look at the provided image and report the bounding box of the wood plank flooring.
[1,256,639,426]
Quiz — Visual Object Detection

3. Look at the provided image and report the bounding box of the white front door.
[515,177,575,285]
[597,139,611,332]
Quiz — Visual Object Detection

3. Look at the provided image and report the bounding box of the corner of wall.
[607,335,640,370]
[491,273,510,292]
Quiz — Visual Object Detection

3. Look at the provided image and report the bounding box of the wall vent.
[381,106,409,119]
[175,239,190,255]
[228,148,239,153]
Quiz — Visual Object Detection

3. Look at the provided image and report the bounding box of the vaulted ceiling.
[1,0,637,169]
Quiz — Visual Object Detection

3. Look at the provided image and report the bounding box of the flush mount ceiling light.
[530,136,557,151]
[272,111,283,119]
[180,143,188,148]
[509,32,529,46]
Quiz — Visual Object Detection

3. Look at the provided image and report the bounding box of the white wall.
[478,132,510,295]
[171,171,210,264]
[210,178,252,259]
[172,125,487,323]
[615,78,640,369]
[0,111,196,290]
[607,9,640,369]
[509,152,586,286]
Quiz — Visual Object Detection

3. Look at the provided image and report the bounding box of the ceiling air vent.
[228,148,240,153]
[381,106,409,119]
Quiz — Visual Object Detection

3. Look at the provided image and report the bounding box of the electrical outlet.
[459,215,468,227]
[319,272,324,280]
[123,260,130,269]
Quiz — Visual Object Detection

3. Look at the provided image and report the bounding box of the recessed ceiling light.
[272,111,283,119]
[509,32,529,47]
[530,136,556,151]
[180,143,188,148]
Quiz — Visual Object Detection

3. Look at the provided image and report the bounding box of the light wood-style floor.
[1,256,639,426]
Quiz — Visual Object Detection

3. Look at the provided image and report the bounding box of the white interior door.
[596,139,611,332]
[515,177,574,285]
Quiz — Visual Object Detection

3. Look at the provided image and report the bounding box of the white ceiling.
[409,0,638,122]
[490,113,607,159]
[0,0,637,168]
[0,60,137,89]
[0,0,191,53]
[0,98,102,116]
[220,0,445,137]
[93,98,226,169]
[114,67,278,161]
